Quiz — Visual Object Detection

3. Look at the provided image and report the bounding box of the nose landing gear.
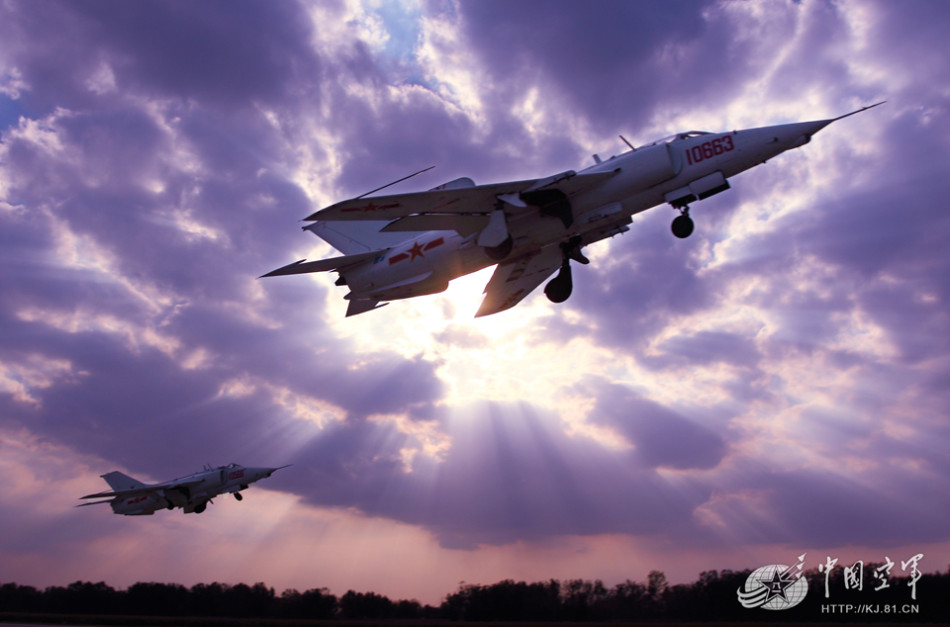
[671,205,694,239]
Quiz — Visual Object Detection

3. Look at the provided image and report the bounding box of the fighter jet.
[264,103,884,317]
[78,463,289,515]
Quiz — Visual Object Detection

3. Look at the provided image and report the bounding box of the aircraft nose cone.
[786,119,834,142]
[762,119,835,151]
[259,464,292,478]
[800,118,836,137]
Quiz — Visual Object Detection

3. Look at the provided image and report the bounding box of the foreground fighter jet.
[264,103,884,317]
[78,463,289,515]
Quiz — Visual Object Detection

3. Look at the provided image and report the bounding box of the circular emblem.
[737,564,808,610]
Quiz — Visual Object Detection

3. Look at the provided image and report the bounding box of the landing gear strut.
[544,237,589,304]
[671,205,694,239]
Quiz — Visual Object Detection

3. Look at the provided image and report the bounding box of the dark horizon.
[3,564,946,622]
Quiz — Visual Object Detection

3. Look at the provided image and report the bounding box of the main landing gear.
[671,205,694,239]
[544,237,589,303]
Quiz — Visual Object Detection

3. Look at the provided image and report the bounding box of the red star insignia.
[408,242,425,260]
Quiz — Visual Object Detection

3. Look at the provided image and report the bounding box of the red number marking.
[685,136,735,165]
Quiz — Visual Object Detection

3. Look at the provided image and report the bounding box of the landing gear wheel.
[544,262,573,303]
[671,213,694,239]
[194,502,207,514]
[234,492,243,501]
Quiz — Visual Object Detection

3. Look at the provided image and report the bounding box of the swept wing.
[476,245,563,317]
[79,478,204,501]
[307,170,619,232]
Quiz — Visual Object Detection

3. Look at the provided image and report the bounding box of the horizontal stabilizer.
[261,250,382,278]
[79,491,119,500]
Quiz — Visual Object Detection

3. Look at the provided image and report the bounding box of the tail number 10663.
[685,136,734,165]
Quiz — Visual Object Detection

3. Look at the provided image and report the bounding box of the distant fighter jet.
[78,463,289,515]
[264,103,884,317]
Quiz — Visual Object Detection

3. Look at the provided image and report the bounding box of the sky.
[1,0,949,607]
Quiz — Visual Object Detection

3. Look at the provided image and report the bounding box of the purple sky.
[2,0,949,605]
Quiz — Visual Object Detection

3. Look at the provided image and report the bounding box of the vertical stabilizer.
[101,471,147,492]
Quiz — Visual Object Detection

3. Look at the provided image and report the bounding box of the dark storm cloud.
[718,104,950,364]
[330,83,481,195]
[709,465,950,548]
[792,110,950,281]
[2,0,950,565]
[1,0,321,112]
[566,212,712,350]
[580,378,727,471]
[331,0,766,195]
[456,0,730,134]
[281,400,712,548]
[0,295,443,479]
[649,330,761,370]
[0,0,446,487]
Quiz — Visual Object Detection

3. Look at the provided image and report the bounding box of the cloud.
[581,379,727,470]
[456,0,724,131]
[278,400,712,549]
[564,213,714,350]
[9,0,320,111]
[1,0,949,600]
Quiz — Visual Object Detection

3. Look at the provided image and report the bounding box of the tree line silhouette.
[1,566,947,622]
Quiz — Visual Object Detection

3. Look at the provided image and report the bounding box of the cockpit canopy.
[641,130,711,149]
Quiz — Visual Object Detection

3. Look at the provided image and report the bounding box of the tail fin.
[101,471,147,492]
[305,221,421,255]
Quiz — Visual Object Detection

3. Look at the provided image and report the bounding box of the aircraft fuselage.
[267,104,883,316]
[346,118,832,303]
[80,464,287,516]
